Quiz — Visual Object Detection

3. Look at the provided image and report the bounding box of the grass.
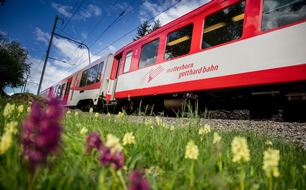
[0,95,306,190]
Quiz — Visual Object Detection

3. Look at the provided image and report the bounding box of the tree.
[133,20,151,41]
[0,0,5,6]
[0,33,30,95]
[133,19,162,41]
[150,19,162,32]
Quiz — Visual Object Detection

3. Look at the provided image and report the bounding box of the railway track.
[117,111,306,150]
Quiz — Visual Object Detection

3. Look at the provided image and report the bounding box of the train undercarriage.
[94,81,306,122]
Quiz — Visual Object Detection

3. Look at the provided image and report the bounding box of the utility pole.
[37,15,64,95]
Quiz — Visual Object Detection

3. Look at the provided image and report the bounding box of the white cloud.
[140,0,211,25]
[30,28,101,93]
[51,2,72,17]
[108,45,117,52]
[80,4,102,18]
[52,2,101,20]
[34,27,50,46]
[0,30,7,36]
[81,32,88,40]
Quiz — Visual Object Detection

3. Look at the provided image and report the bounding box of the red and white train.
[41,0,306,120]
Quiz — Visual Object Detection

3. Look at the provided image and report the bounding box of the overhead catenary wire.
[94,0,183,55]
[51,0,184,83]
[51,0,146,80]
[49,0,122,81]
[58,0,85,34]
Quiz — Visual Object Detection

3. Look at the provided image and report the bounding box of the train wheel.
[97,99,106,113]
[250,96,278,120]
[283,101,306,122]
[120,100,135,115]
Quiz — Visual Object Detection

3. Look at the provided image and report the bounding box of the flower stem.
[98,169,106,190]
[117,170,127,190]
[240,162,245,190]
[28,169,38,190]
[218,152,223,172]
[269,176,273,190]
[190,160,195,188]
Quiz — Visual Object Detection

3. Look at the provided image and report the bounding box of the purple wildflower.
[86,132,103,154]
[99,147,112,166]
[128,170,150,190]
[85,132,125,170]
[99,147,125,170]
[111,150,125,170]
[21,98,63,171]
[46,98,65,120]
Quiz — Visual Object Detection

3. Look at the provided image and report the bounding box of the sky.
[0,0,210,95]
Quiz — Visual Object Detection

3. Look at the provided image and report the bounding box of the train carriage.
[43,54,114,111]
[43,0,306,120]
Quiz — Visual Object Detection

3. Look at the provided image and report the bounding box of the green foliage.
[0,33,30,95]
[1,97,306,189]
[134,19,162,41]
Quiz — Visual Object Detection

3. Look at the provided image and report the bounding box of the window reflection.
[87,64,98,85]
[80,69,88,87]
[202,1,245,49]
[165,24,193,60]
[139,39,159,68]
[262,0,306,31]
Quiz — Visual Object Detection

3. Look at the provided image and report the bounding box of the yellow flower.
[106,134,123,152]
[145,119,152,126]
[170,125,175,131]
[265,140,273,146]
[0,121,18,155]
[17,105,24,113]
[185,140,199,160]
[0,132,13,155]
[66,110,71,114]
[89,107,93,113]
[263,148,280,178]
[199,124,211,135]
[75,111,79,116]
[303,165,306,170]
[231,136,250,163]
[117,112,124,119]
[6,121,18,135]
[3,103,15,117]
[213,132,221,144]
[107,112,111,117]
[27,106,31,113]
[155,116,164,126]
[122,132,136,145]
[80,127,88,135]
[95,112,99,118]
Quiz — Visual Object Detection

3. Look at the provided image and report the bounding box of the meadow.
[0,96,306,190]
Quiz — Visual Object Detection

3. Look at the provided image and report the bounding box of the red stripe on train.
[114,64,306,98]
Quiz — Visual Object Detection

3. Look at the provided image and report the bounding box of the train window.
[202,1,245,49]
[262,0,306,31]
[123,51,133,73]
[59,84,65,98]
[165,24,193,60]
[64,81,71,95]
[96,61,104,82]
[80,69,88,87]
[139,39,159,68]
[87,64,98,85]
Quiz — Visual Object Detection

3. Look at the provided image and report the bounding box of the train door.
[106,55,122,101]
[63,77,73,104]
